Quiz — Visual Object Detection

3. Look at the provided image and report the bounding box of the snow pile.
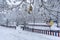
[51,23,60,30]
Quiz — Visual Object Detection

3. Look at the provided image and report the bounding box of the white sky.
[43,0,47,2]
[6,0,34,5]
[6,0,21,5]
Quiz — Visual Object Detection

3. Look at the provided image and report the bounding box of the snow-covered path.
[0,26,60,40]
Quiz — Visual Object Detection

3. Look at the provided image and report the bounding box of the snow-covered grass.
[26,23,60,30]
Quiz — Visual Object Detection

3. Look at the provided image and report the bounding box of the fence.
[0,24,16,29]
[21,27,60,37]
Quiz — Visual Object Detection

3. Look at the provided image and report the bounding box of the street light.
[28,0,33,14]
[28,5,32,14]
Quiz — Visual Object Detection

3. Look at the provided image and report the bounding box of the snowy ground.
[0,26,60,40]
[26,23,60,30]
